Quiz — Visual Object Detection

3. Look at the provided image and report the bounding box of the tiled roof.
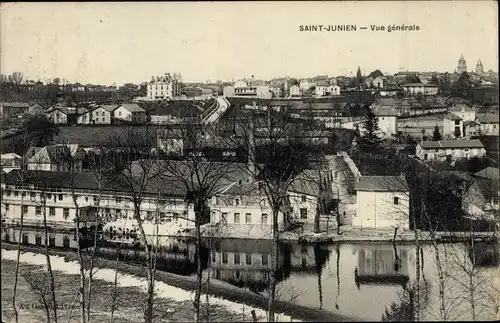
[118,103,145,113]
[404,83,438,87]
[444,113,462,120]
[476,113,499,124]
[449,104,474,112]
[474,167,499,180]
[419,139,484,149]
[374,107,397,116]
[0,102,30,108]
[99,104,120,113]
[463,120,479,127]
[1,169,189,197]
[355,176,408,192]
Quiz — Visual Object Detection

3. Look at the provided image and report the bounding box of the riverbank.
[1,243,359,322]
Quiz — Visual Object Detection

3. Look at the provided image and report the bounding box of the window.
[63,208,69,220]
[115,196,122,203]
[221,213,227,223]
[245,213,251,224]
[36,206,41,216]
[455,120,460,125]
[49,237,56,247]
[301,195,307,203]
[59,194,63,201]
[424,154,428,160]
[14,190,19,197]
[234,253,240,265]
[260,254,268,266]
[6,190,11,197]
[300,208,308,219]
[301,246,308,254]
[211,250,216,263]
[4,204,9,211]
[464,148,469,152]
[302,258,307,268]
[246,253,252,265]
[22,233,29,244]
[261,213,268,224]
[235,199,240,206]
[146,211,153,221]
[222,252,228,264]
[394,197,399,205]
[35,236,42,245]
[30,192,36,198]
[233,213,240,224]
[21,205,28,215]
[47,193,52,199]
[49,207,55,217]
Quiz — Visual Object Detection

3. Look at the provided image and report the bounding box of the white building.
[403,83,439,96]
[1,170,195,235]
[299,79,315,91]
[353,176,410,230]
[443,104,477,138]
[374,107,398,138]
[415,139,486,161]
[475,113,499,136]
[147,73,181,100]
[1,153,21,173]
[78,104,118,124]
[372,77,387,89]
[114,104,147,124]
[289,85,301,97]
[315,81,329,96]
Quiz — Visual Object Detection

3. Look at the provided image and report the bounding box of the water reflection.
[354,245,410,287]
[3,227,498,321]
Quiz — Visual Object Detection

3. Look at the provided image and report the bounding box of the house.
[1,170,195,234]
[374,107,398,137]
[415,139,486,161]
[442,112,464,138]
[475,113,499,135]
[113,104,146,124]
[28,104,45,115]
[149,104,201,124]
[46,106,88,125]
[402,83,439,96]
[315,81,329,96]
[463,120,481,137]
[78,104,118,124]
[1,153,22,173]
[353,176,410,230]
[372,76,387,89]
[462,167,499,219]
[156,128,184,155]
[26,144,86,172]
[210,181,292,238]
[299,79,315,91]
[289,85,301,97]
[449,104,476,121]
[147,73,182,100]
[364,77,374,88]
[327,85,341,96]
[0,102,30,118]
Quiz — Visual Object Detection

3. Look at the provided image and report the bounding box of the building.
[147,73,181,100]
[475,113,499,136]
[442,104,476,138]
[462,167,499,219]
[46,106,88,125]
[353,176,410,230]
[457,54,467,74]
[402,83,439,96]
[113,104,146,124]
[315,81,329,97]
[1,153,21,173]
[476,60,484,74]
[0,102,30,118]
[463,120,481,137]
[209,181,292,238]
[374,107,398,138]
[26,144,85,172]
[299,79,315,91]
[233,85,272,99]
[1,170,195,234]
[415,139,486,161]
[289,85,301,97]
[78,104,118,124]
[372,76,387,89]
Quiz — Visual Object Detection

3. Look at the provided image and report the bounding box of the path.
[326,154,357,225]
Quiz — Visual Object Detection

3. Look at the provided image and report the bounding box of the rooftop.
[474,167,499,180]
[118,103,146,113]
[449,104,474,112]
[475,113,499,124]
[444,113,463,121]
[419,139,484,149]
[0,102,30,108]
[404,83,438,87]
[355,176,408,192]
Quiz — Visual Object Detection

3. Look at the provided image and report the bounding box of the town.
[1,2,499,323]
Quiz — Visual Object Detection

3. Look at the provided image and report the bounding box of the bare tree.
[9,72,24,93]
[224,102,329,321]
[155,122,240,322]
[22,270,54,323]
[105,125,160,323]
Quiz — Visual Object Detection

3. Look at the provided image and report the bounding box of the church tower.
[457,54,467,74]
[475,59,484,74]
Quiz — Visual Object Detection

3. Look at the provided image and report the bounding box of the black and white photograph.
[1,1,499,322]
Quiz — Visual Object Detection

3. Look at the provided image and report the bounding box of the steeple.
[475,59,484,74]
[457,54,467,74]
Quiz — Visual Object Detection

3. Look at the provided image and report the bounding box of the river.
[3,227,499,321]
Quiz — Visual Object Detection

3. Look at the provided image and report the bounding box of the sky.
[1,1,498,85]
